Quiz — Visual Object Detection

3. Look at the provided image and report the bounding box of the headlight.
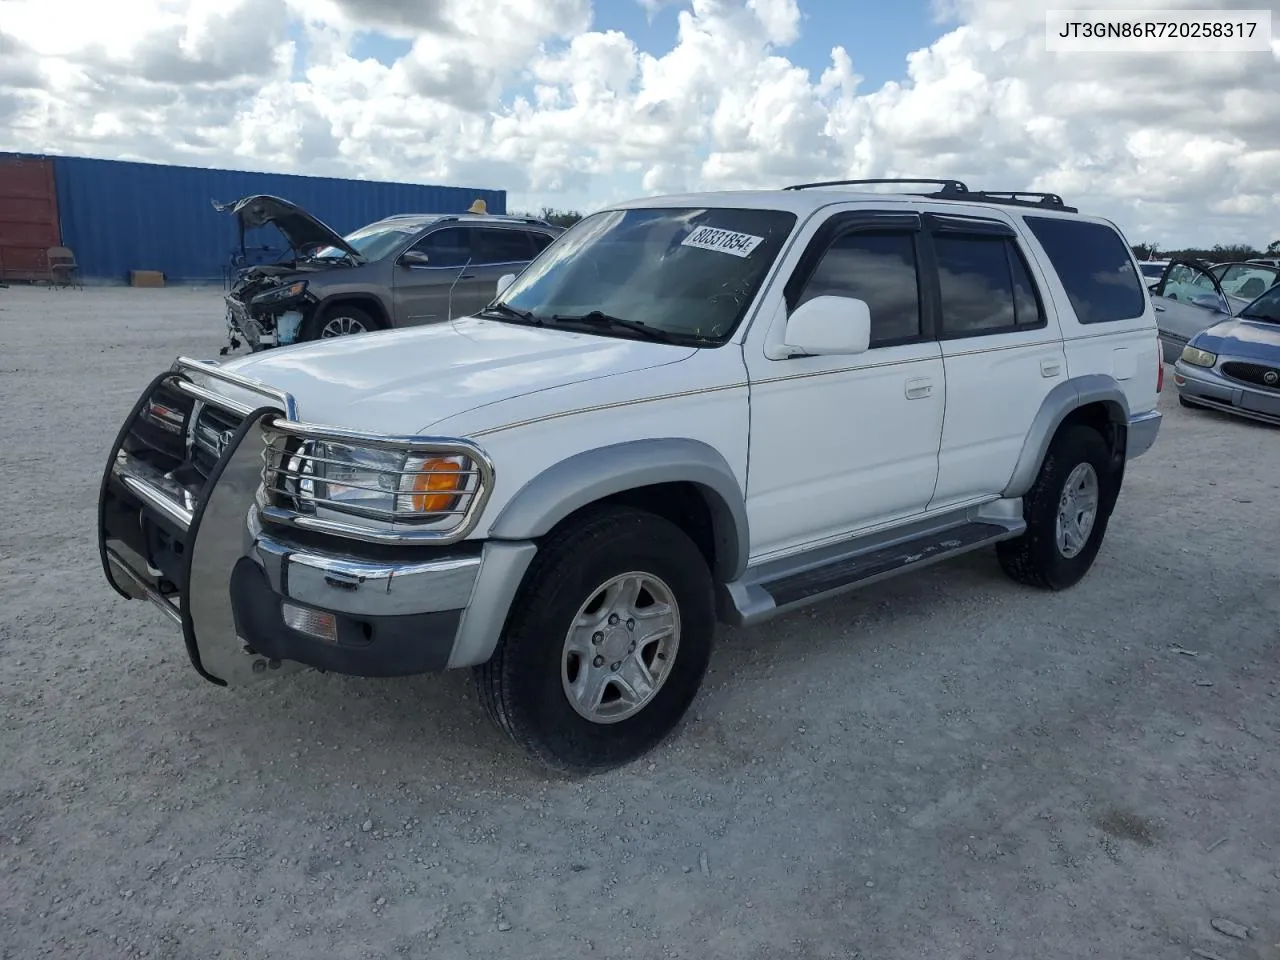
[251,280,308,306]
[273,440,477,525]
[1180,345,1217,367]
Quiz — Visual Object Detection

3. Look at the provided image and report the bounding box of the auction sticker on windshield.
[681,225,764,258]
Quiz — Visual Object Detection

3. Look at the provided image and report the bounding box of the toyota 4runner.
[98,179,1163,774]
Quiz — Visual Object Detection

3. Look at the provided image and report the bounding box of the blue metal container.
[15,153,507,283]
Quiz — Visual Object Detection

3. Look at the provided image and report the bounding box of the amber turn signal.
[408,457,465,513]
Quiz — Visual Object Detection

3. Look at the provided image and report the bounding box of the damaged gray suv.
[216,195,564,353]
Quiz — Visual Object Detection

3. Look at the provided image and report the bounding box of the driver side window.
[795,230,922,346]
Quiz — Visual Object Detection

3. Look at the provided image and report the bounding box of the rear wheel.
[997,423,1115,590]
[475,505,715,775]
[301,304,380,342]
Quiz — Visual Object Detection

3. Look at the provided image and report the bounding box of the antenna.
[447,257,473,323]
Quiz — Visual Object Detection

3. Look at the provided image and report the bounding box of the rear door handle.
[904,377,933,399]
[1040,359,1062,378]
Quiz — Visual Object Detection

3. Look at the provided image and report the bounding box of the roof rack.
[784,178,969,193]
[442,213,553,226]
[781,178,1077,213]
[378,212,552,226]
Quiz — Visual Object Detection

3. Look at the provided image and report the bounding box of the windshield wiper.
[478,302,542,325]
[548,311,679,343]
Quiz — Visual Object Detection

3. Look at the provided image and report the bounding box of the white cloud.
[0,0,1277,247]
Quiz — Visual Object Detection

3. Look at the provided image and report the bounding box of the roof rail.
[429,213,553,227]
[784,178,970,193]
[781,178,1078,213]
[946,189,1076,212]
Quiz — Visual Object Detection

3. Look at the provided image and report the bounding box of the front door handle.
[1040,358,1062,378]
[459,274,475,280]
[904,377,933,400]
[1154,305,1166,312]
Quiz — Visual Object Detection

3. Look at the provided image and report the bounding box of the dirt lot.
[1,285,1278,960]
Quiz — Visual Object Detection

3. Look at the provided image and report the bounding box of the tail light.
[1156,339,1164,392]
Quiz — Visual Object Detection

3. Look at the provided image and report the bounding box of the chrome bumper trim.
[247,528,482,618]
[1125,409,1162,459]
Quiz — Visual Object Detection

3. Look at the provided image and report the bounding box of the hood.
[212,194,363,261]
[1193,317,1280,361]
[210,316,697,434]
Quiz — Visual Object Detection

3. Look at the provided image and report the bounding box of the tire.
[300,304,380,342]
[996,423,1115,591]
[475,505,716,775]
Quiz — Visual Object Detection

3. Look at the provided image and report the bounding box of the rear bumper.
[1126,409,1162,459]
[1173,360,1280,426]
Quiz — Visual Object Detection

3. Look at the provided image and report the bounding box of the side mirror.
[783,295,871,356]
[495,273,517,296]
[400,250,430,268]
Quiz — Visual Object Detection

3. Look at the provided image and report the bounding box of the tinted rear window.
[1024,216,1146,324]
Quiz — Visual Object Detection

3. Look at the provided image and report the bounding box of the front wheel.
[475,506,716,775]
[300,304,379,342]
[997,423,1115,590]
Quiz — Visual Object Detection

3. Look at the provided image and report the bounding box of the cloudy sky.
[1,0,1277,249]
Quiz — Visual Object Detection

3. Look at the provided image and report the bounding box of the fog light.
[282,602,337,642]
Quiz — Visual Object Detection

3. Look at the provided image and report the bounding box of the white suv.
[98,179,1163,774]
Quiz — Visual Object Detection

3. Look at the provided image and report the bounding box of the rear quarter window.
[1023,216,1146,324]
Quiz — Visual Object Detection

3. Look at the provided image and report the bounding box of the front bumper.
[1173,359,1280,426]
[98,358,532,687]
[234,514,480,676]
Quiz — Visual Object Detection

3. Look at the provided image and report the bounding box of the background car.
[1172,279,1280,425]
[218,195,565,352]
[1151,258,1280,362]
[1136,259,1167,290]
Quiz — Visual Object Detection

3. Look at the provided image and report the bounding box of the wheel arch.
[486,438,750,583]
[312,292,391,329]
[1004,375,1130,499]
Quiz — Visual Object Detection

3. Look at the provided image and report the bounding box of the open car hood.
[212,194,363,261]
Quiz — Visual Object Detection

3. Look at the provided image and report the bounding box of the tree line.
[514,207,584,228]
[1130,239,1280,261]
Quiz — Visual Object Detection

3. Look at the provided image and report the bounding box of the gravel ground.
[2,285,1278,960]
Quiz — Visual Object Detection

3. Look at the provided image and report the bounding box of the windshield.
[1240,285,1280,324]
[490,206,798,344]
[313,221,425,261]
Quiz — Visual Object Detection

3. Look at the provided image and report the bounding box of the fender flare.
[487,438,750,581]
[1003,374,1130,498]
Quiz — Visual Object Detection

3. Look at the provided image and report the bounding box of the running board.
[720,500,1026,627]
